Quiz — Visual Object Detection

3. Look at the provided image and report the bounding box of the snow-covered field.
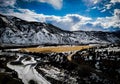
[0,44,120,84]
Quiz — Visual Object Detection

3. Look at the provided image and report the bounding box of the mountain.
[0,14,120,45]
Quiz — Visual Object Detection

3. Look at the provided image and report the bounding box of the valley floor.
[0,44,120,84]
[19,45,91,53]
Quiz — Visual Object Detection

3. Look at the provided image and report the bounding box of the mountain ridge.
[0,14,120,45]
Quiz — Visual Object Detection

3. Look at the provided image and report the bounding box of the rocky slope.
[0,14,120,44]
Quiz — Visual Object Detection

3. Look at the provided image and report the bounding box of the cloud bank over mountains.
[0,0,120,31]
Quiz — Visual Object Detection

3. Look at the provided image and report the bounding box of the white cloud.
[5,9,91,30]
[87,0,120,13]
[83,0,101,7]
[105,4,112,9]
[91,7,97,9]
[7,9,46,22]
[92,9,120,28]
[110,0,120,4]
[71,9,120,31]
[101,0,120,12]
[3,8,120,31]
[0,0,16,7]
[47,14,92,31]
[0,0,63,10]
[93,0,100,4]
[100,9,106,12]
[38,0,63,9]
[114,9,120,19]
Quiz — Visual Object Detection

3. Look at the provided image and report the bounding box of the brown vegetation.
[20,45,91,53]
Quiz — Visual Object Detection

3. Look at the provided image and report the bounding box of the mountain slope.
[0,14,120,45]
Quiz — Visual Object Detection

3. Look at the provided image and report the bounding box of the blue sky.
[0,0,120,31]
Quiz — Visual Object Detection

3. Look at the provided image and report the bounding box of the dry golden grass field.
[20,45,92,53]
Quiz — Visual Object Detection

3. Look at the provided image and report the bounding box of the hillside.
[0,14,120,45]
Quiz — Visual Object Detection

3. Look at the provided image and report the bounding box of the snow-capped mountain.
[0,14,120,44]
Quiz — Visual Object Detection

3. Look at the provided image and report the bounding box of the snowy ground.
[0,44,120,84]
